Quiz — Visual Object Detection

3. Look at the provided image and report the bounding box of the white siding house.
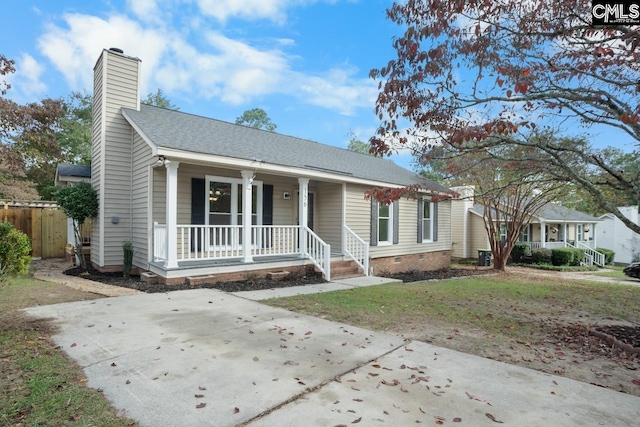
[89,48,455,284]
[597,206,640,264]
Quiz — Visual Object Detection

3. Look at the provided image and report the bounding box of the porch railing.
[152,223,332,280]
[574,241,605,267]
[344,225,369,276]
[153,222,167,261]
[304,227,331,281]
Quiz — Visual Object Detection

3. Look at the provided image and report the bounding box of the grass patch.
[592,265,627,279]
[266,275,640,344]
[0,275,137,426]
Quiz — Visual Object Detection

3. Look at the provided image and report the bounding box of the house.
[451,186,605,266]
[596,206,640,264]
[89,48,453,284]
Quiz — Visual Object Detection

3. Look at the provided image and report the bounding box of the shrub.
[531,248,552,264]
[551,248,574,266]
[0,222,32,279]
[123,241,134,278]
[509,243,529,264]
[596,248,615,265]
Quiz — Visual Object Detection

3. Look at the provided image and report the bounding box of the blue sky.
[4,0,635,173]
[5,0,420,166]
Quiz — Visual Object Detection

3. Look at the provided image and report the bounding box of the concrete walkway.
[24,288,640,427]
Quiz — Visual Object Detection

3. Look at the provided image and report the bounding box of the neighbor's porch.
[147,159,370,281]
[518,221,604,266]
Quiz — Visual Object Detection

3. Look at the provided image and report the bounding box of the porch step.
[328,259,365,280]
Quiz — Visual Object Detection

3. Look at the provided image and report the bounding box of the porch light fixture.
[154,156,166,167]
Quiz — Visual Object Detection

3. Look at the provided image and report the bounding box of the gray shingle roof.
[470,203,599,222]
[56,163,91,178]
[122,105,449,192]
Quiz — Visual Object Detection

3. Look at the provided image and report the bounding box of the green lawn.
[265,274,640,343]
[0,276,138,426]
[592,265,628,279]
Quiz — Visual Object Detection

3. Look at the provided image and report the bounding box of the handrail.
[304,226,331,281]
[574,241,605,267]
[344,225,369,276]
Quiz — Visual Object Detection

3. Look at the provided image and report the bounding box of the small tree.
[55,181,98,270]
[0,222,31,281]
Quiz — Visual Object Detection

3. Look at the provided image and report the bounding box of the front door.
[206,176,262,249]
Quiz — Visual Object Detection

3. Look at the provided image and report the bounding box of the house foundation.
[370,250,451,275]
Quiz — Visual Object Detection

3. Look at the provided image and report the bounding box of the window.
[378,203,393,244]
[422,200,433,241]
[499,224,507,242]
[577,224,584,242]
[417,198,438,243]
[518,225,529,242]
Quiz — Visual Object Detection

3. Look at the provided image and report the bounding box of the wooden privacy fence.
[2,201,67,258]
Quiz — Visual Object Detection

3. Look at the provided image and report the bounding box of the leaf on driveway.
[70,343,77,347]
[125,380,131,385]
[466,392,487,402]
[351,386,360,391]
[253,356,259,361]
[453,418,462,422]
[352,417,362,424]
[199,386,206,390]
[195,403,206,409]
[305,331,312,335]
[632,379,640,386]
[284,360,299,366]
[111,362,117,367]
[486,413,504,423]
[234,407,240,414]
[381,379,400,386]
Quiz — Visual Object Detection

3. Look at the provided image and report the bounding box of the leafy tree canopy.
[370,0,640,234]
[235,108,277,131]
[142,88,179,110]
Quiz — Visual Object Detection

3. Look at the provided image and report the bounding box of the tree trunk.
[72,220,87,270]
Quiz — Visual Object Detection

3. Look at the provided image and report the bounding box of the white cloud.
[196,0,289,23]
[35,6,375,115]
[126,0,163,23]
[7,53,47,99]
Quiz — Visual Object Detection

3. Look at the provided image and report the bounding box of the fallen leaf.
[347,410,356,413]
[419,407,426,414]
[284,360,299,366]
[369,373,379,377]
[486,413,504,423]
[453,418,462,422]
[325,349,332,354]
[405,347,414,352]
[116,409,126,418]
[152,377,158,380]
[353,398,363,402]
[195,394,204,398]
[199,386,206,390]
[125,380,131,385]
[383,410,389,415]
[70,343,77,348]
[253,356,259,361]
[372,364,381,368]
[352,417,362,424]
[400,386,408,393]
[111,362,117,367]
[305,331,312,335]
[632,379,640,386]
[234,407,240,414]
[195,403,206,409]
[351,386,360,391]
[466,392,487,402]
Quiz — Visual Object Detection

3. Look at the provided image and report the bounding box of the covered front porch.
[147,159,369,282]
[519,221,605,266]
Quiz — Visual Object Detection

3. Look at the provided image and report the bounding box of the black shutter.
[262,185,273,225]
[433,202,439,242]
[370,198,378,246]
[191,178,206,251]
[392,201,399,244]
[417,198,424,243]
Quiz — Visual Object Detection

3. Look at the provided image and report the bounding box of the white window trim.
[378,202,393,246]
[421,200,434,243]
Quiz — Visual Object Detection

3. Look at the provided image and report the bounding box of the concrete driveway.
[26,289,640,426]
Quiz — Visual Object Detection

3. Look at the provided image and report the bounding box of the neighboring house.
[596,206,640,264]
[89,48,453,284]
[451,186,605,266]
[54,163,92,262]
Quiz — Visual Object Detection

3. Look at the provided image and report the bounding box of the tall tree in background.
[346,131,373,155]
[0,54,63,200]
[235,108,277,131]
[370,0,640,234]
[143,88,179,110]
[57,91,93,165]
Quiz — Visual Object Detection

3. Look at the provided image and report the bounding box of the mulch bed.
[382,267,494,283]
[64,266,326,293]
[555,324,640,365]
[64,266,493,293]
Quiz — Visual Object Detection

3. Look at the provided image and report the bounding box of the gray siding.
[91,57,104,265]
[346,184,452,258]
[132,132,152,267]
[92,49,141,267]
[316,181,343,253]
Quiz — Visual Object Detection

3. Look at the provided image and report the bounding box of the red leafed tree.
[369,0,640,234]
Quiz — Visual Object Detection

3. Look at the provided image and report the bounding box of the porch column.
[241,170,254,263]
[592,223,597,248]
[165,160,180,269]
[540,221,546,248]
[298,178,309,258]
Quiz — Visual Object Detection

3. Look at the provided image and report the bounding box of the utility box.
[478,249,492,266]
